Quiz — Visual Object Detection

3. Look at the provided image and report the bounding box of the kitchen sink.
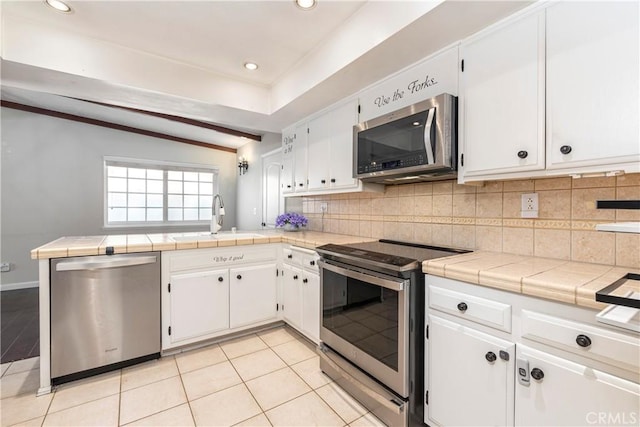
[170,232,266,242]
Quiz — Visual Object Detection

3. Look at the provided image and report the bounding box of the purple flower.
[275,212,308,228]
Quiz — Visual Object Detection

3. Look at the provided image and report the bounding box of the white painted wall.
[236,133,282,230]
[0,107,238,287]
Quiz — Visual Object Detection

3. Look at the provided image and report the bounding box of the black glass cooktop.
[316,239,469,274]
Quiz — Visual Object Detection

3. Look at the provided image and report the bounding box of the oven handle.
[318,259,405,292]
[318,345,404,415]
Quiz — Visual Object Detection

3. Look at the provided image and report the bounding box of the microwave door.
[423,107,436,164]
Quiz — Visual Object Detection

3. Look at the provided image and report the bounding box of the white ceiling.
[0,0,532,148]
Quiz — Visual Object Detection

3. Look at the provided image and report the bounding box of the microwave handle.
[423,107,436,164]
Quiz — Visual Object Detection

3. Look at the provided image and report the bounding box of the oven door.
[319,259,409,397]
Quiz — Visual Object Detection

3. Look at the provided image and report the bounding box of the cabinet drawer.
[521,310,640,371]
[429,286,512,332]
[300,252,319,273]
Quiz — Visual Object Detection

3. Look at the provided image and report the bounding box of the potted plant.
[275,212,308,231]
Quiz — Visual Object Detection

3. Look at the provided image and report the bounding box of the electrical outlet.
[320,202,328,213]
[521,193,539,218]
[0,262,11,272]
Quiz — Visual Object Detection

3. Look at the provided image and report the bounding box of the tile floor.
[0,326,387,427]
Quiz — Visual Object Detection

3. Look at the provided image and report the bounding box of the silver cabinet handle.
[56,255,157,271]
[423,107,436,164]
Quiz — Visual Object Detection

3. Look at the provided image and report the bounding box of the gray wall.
[1,107,238,286]
[236,132,282,230]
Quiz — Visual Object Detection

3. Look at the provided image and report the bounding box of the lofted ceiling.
[0,0,532,148]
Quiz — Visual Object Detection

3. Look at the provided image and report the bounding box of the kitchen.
[1,0,639,426]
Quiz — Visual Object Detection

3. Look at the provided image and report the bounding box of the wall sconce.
[238,157,249,175]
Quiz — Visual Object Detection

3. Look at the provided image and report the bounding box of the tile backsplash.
[302,174,640,268]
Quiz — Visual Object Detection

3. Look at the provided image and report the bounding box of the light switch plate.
[0,262,10,272]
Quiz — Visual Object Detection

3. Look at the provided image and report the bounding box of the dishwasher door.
[50,252,161,382]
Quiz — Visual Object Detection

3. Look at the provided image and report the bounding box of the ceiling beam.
[1,100,237,154]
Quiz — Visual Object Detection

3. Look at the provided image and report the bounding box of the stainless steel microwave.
[353,93,457,184]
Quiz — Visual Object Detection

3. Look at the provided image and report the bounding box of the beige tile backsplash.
[302,173,640,269]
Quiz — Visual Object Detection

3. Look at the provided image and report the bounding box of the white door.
[307,113,331,191]
[301,272,320,343]
[262,149,283,228]
[282,127,295,194]
[546,1,639,170]
[229,263,278,328]
[460,11,545,178]
[282,264,302,329]
[427,315,515,427]
[329,100,359,189]
[169,269,229,343]
[293,123,308,193]
[515,345,640,426]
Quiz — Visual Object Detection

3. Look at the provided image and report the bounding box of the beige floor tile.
[9,415,45,426]
[175,344,227,374]
[220,334,268,359]
[0,391,53,426]
[121,356,179,391]
[290,356,332,389]
[5,357,40,376]
[119,376,187,425]
[316,382,368,424]
[257,327,299,347]
[245,367,311,411]
[124,403,194,426]
[190,384,262,427]
[49,370,121,413]
[231,349,287,381]
[265,392,344,427]
[43,394,119,427]
[0,368,41,399]
[233,413,272,426]
[349,412,387,427]
[271,340,316,366]
[1,362,10,377]
[182,360,242,401]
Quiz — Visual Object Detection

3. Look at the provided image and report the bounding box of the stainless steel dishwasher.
[50,251,161,385]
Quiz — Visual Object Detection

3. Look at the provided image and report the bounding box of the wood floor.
[1,288,39,363]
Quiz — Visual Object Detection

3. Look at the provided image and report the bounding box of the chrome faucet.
[211,194,225,234]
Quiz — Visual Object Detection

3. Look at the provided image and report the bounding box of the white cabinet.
[293,123,308,193]
[515,345,640,426]
[459,10,545,178]
[545,1,639,171]
[307,100,359,191]
[282,127,295,194]
[168,269,229,344]
[281,246,320,343]
[229,263,277,329]
[428,314,515,427]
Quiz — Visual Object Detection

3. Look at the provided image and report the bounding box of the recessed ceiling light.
[295,0,317,10]
[44,0,72,13]
[244,62,259,71]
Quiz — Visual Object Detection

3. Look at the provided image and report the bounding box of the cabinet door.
[427,315,514,427]
[294,123,308,193]
[328,100,359,189]
[229,263,277,329]
[460,11,545,177]
[282,127,295,194]
[169,269,229,343]
[307,113,331,191]
[515,345,640,426]
[282,264,302,329]
[301,272,320,343]
[546,1,639,170]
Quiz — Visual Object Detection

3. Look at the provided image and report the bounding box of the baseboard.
[1,281,39,291]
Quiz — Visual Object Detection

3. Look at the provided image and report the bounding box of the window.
[104,158,218,226]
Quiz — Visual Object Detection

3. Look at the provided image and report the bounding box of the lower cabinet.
[428,314,514,427]
[169,269,230,343]
[425,275,640,427]
[515,345,640,427]
[282,263,303,329]
[281,247,320,343]
[230,264,277,329]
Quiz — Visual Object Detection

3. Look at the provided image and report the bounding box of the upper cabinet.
[459,1,640,183]
[281,127,295,194]
[459,11,545,178]
[545,1,639,171]
[293,123,308,193]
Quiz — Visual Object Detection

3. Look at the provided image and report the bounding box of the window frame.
[103,156,219,229]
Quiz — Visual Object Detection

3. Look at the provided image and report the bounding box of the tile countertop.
[423,251,640,310]
[30,230,375,260]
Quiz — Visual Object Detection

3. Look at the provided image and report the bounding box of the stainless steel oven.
[316,240,470,427]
